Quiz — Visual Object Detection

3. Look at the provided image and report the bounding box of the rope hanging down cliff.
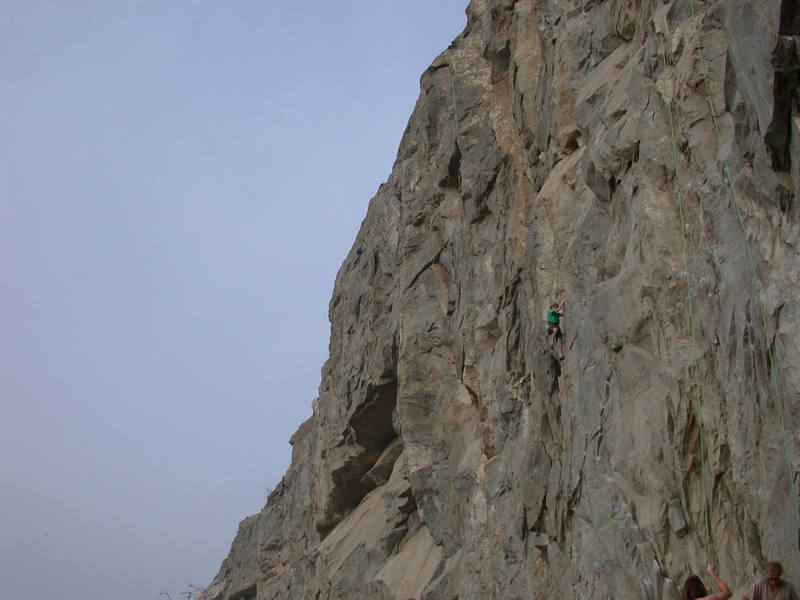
[685,0,800,537]
[657,19,716,563]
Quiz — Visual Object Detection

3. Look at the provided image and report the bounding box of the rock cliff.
[201,1,800,598]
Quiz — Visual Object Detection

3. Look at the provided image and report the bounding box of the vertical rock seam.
[201,1,800,599]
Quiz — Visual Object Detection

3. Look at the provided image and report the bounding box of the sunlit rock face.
[202,1,800,598]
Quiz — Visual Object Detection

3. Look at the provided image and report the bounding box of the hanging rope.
[657,20,716,562]
[538,551,573,600]
[686,0,800,532]
[449,64,461,142]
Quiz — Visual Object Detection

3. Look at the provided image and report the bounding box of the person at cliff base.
[546,300,565,360]
[742,561,799,600]
[682,564,732,600]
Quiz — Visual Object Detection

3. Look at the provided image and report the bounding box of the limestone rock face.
[203,1,800,598]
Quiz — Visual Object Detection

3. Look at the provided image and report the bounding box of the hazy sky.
[1,2,467,598]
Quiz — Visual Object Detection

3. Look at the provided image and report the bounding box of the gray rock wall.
[201,1,800,598]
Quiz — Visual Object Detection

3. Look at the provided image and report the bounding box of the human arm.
[701,564,732,600]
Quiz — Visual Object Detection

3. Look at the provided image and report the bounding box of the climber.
[742,561,799,600]
[546,300,565,360]
[682,564,732,600]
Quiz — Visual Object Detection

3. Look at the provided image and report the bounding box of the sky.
[0,2,467,598]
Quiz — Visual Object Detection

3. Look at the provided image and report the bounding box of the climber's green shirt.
[547,309,563,325]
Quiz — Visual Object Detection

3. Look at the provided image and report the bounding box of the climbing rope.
[661,17,715,560]
[449,64,461,141]
[686,0,800,532]
[657,21,716,562]
[539,552,573,600]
